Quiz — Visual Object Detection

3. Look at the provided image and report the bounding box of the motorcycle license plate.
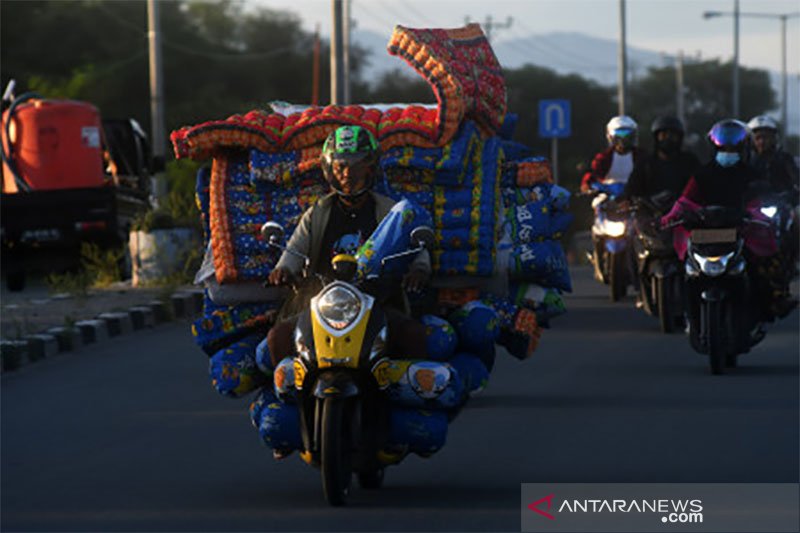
[690,228,737,244]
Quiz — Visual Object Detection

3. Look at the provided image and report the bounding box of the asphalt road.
[2,266,798,532]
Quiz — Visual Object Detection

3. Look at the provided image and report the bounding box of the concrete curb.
[1,291,203,374]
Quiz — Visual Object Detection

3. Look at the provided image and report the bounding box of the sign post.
[538,99,571,184]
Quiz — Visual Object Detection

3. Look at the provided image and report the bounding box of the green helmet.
[320,125,380,198]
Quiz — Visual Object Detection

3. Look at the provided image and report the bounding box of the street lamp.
[703,6,800,137]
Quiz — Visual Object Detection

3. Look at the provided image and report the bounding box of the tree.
[503,64,616,190]
[628,59,776,158]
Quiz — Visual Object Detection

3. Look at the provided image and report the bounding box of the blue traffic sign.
[538,99,571,138]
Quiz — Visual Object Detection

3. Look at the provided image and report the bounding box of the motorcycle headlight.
[760,206,778,218]
[603,220,627,237]
[692,251,734,277]
[316,285,362,330]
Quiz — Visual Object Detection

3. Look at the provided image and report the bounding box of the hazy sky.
[250,0,800,75]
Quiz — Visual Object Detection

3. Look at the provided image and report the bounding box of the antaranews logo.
[527,494,555,520]
[522,483,799,533]
[527,494,704,525]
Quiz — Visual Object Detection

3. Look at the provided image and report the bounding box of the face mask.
[715,152,740,167]
[657,139,681,155]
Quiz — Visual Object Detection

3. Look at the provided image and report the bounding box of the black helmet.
[651,116,684,135]
[320,125,380,199]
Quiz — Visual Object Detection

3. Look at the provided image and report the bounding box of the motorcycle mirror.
[2,79,16,104]
[409,226,435,250]
[261,221,285,246]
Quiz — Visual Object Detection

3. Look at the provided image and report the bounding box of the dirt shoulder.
[0,280,191,339]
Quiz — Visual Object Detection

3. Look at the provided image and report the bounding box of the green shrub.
[131,159,202,232]
[79,242,124,287]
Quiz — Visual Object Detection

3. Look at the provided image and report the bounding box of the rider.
[580,115,647,193]
[622,116,700,202]
[581,115,647,282]
[266,125,431,366]
[747,115,799,204]
[661,119,796,321]
[621,116,699,308]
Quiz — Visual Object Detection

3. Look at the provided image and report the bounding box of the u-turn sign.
[538,99,571,138]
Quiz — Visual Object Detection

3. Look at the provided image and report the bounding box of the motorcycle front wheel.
[609,252,627,302]
[657,276,675,334]
[321,397,352,506]
[704,301,724,375]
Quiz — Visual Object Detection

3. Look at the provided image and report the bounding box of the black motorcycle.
[631,192,684,333]
[665,205,771,374]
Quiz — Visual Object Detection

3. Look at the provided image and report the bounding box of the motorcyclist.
[661,119,796,321]
[747,115,799,205]
[580,115,647,193]
[266,125,432,367]
[620,116,699,309]
[622,116,700,202]
[581,115,646,284]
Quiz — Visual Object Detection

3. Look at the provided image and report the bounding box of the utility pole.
[703,9,798,134]
[733,0,740,117]
[312,24,320,106]
[342,0,351,105]
[780,14,788,137]
[464,15,513,42]
[330,0,345,105]
[147,0,166,201]
[617,0,627,115]
[676,50,685,127]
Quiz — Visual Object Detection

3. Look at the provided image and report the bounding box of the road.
[2,266,798,532]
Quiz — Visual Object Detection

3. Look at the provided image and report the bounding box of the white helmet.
[747,115,778,133]
[606,115,638,146]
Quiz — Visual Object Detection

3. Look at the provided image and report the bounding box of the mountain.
[352,28,799,135]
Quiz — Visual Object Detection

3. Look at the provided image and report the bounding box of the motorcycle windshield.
[355,198,433,279]
[594,182,626,198]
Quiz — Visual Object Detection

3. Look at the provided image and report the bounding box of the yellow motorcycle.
[261,221,434,506]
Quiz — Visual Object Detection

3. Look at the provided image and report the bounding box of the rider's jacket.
[680,160,767,210]
[622,151,700,201]
[581,147,647,191]
[276,191,431,277]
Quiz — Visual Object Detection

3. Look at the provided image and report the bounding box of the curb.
[1,288,205,374]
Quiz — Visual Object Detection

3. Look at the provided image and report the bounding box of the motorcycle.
[759,189,799,278]
[261,220,435,506]
[630,192,684,333]
[664,205,773,374]
[587,181,634,302]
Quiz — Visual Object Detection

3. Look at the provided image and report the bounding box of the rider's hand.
[402,268,429,293]
[268,267,293,286]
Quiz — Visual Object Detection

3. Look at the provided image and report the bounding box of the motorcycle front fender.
[313,371,361,398]
[701,287,726,303]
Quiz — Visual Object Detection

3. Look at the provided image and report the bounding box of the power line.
[376,0,416,26]
[354,1,396,30]
[397,0,439,27]
[96,1,299,61]
[515,19,609,66]
[501,25,617,72]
